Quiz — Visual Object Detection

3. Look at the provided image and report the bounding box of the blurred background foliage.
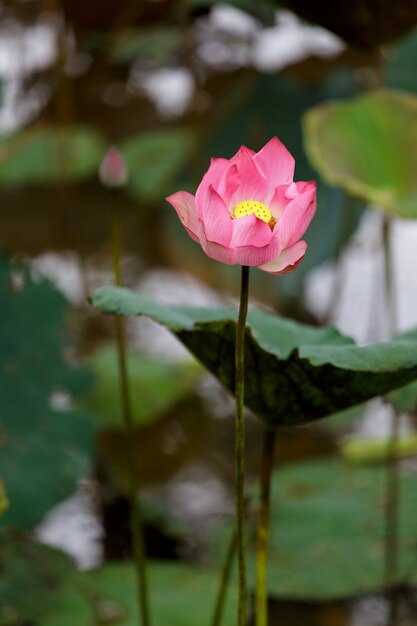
[2,0,417,625]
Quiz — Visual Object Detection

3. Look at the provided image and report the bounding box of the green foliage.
[120,128,197,201]
[0,536,74,625]
[0,256,94,529]
[263,459,417,597]
[91,286,417,427]
[44,562,238,626]
[304,89,417,218]
[0,536,238,626]
[0,125,106,186]
[389,379,417,414]
[81,344,200,427]
[387,28,417,95]
[213,459,417,598]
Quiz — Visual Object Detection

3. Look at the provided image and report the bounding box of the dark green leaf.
[303,89,417,218]
[91,286,417,426]
[0,256,94,529]
[0,535,74,624]
[389,379,417,414]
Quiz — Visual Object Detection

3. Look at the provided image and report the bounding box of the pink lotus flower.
[99,147,128,188]
[167,137,316,274]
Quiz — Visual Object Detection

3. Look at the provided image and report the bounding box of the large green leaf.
[0,256,94,529]
[91,286,417,427]
[44,561,238,626]
[261,459,417,598]
[303,89,417,218]
[0,125,106,185]
[81,344,200,428]
[120,128,197,201]
[0,538,238,626]
[213,459,417,598]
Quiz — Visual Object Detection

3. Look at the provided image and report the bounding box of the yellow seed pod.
[234,201,272,224]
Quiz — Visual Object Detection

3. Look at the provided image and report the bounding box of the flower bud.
[99,147,128,189]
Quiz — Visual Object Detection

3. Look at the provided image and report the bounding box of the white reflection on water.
[0,19,56,132]
[35,479,103,570]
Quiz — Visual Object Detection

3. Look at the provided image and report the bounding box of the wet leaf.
[304,89,417,218]
[0,125,106,186]
[0,256,94,529]
[91,286,417,427]
[81,344,200,428]
[120,128,197,201]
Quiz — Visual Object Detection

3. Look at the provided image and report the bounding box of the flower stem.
[382,216,400,626]
[211,529,237,626]
[110,192,150,626]
[255,427,276,626]
[235,265,250,626]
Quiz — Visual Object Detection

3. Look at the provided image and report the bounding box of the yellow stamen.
[234,200,276,229]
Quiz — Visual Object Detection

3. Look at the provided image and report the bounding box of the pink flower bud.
[99,147,128,189]
[166,137,316,275]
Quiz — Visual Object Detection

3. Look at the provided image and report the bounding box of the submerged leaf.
[92,286,417,427]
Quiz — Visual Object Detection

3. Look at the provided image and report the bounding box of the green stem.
[211,529,237,626]
[382,216,399,626]
[235,265,250,626]
[255,427,276,626]
[110,193,150,626]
